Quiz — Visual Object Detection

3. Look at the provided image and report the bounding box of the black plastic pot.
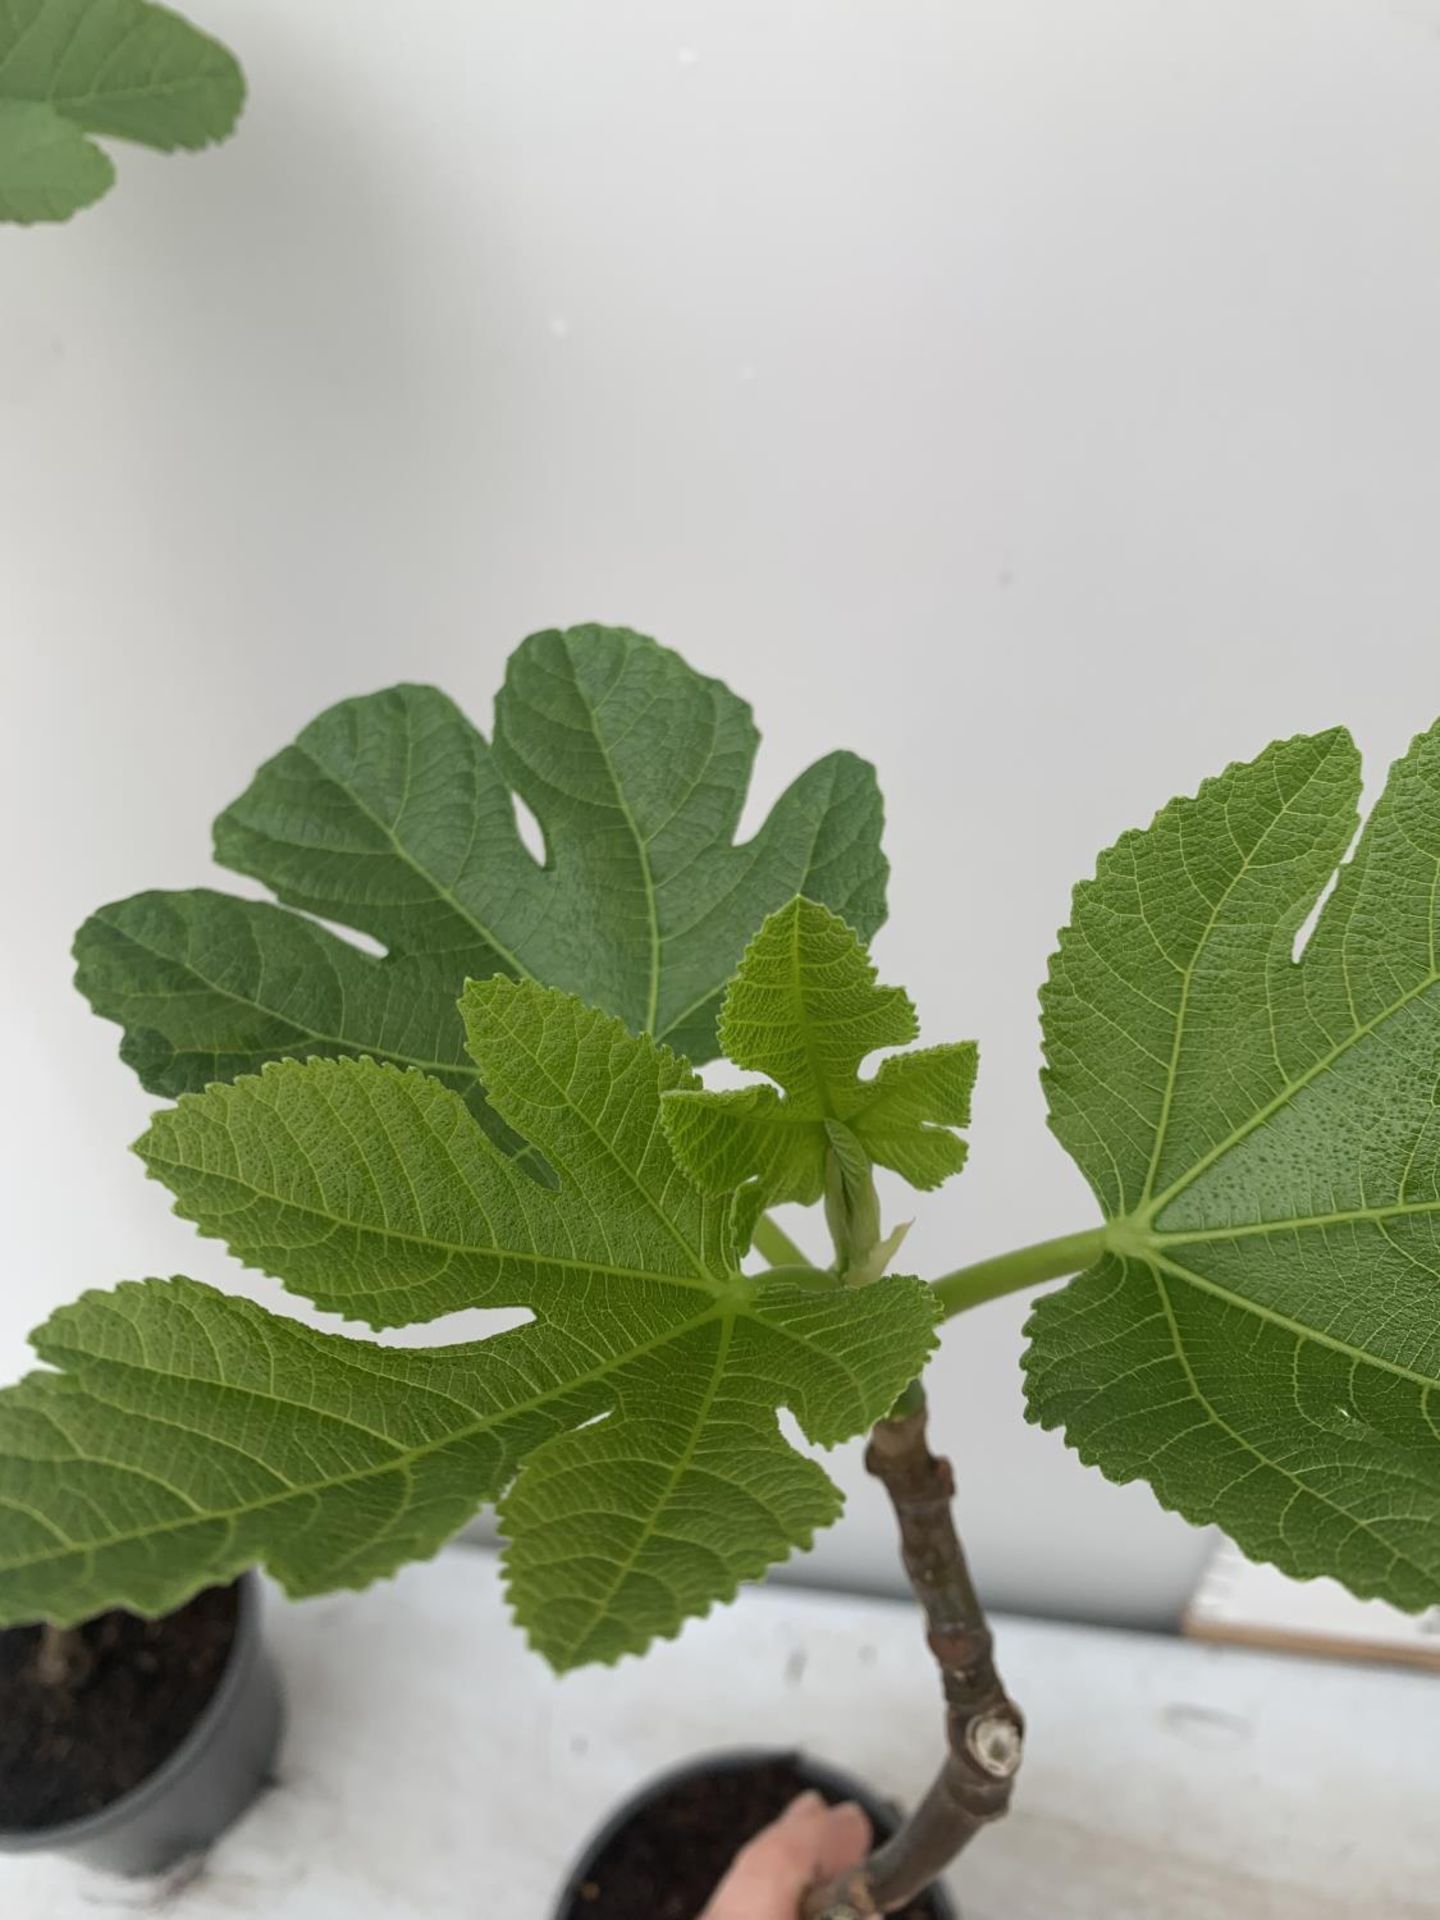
[0,1573,284,1877]
[553,1745,959,1919]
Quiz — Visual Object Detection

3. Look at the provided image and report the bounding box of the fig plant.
[0,0,243,225]
[2,624,1439,1912]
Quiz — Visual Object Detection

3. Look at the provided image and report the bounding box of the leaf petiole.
[756,1204,1106,1323]
[930,1228,1105,1319]
[751,1213,812,1268]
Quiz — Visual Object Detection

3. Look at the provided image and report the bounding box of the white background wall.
[5,0,1440,1627]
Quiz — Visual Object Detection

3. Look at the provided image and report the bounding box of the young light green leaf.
[0,99,113,223]
[1028,723,1440,1611]
[76,629,887,1114]
[661,896,977,1205]
[0,0,243,222]
[0,981,936,1661]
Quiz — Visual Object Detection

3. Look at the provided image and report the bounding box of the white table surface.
[3,1545,1435,1920]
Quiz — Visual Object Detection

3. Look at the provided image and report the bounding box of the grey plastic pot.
[552,1745,959,1918]
[0,1573,284,1877]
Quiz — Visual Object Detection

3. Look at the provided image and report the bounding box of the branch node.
[966,1708,1024,1780]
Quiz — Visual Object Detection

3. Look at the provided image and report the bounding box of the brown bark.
[802,1401,1023,1918]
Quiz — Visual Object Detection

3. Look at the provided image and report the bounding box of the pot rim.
[0,1571,265,1853]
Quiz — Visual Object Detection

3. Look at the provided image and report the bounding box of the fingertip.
[818,1799,873,1876]
[779,1788,826,1824]
[830,1799,869,1832]
[701,1790,833,1913]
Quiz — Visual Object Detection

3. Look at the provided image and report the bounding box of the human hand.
[699,1789,872,1920]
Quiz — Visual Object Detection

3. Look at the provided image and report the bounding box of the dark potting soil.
[563,1753,949,1920]
[0,1584,239,1832]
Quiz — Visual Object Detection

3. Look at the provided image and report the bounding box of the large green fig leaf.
[662,896,976,1206]
[75,629,887,1132]
[0,0,243,224]
[0,981,935,1664]
[1028,724,1440,1609]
